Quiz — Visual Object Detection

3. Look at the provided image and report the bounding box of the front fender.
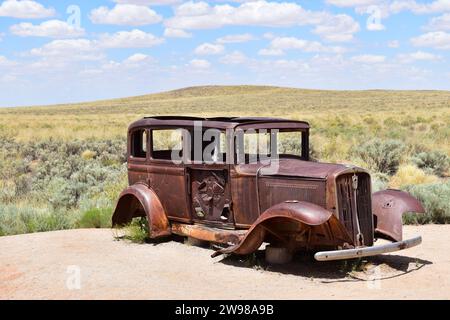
[372,189,425,242]
[112,183,171,238]
[212,201,352,257]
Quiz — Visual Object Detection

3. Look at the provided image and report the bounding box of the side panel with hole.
[189,168,234,227]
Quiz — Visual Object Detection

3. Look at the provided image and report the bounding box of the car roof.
[129,116,310,131]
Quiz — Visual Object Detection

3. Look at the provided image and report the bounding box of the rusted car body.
[113,116,424,261]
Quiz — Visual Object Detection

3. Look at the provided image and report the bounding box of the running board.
[171,223,246,245]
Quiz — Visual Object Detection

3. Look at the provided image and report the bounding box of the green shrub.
[0,205,34,236]
[0,137,128,236]
[33,210,75,233]
[402,181,450,224]
[117,217,149,243]
[78,207,112,228]
[0,204,74,236]
[383,117,400,127]
[44,177,80,209]
[352,139,405,174]
[1,138,127,210]
[371,172,389,192]
[412,151,449,177]
[0,180,16,202]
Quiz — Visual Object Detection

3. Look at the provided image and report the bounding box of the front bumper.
[314,236,422,261]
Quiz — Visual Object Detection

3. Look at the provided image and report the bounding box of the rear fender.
[112,183,171,238]
[212,201,352,257]
[372,189,425,242]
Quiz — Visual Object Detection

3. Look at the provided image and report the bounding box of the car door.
[148,128,191,223]
[187,129,234,228]
[127,127,150,186]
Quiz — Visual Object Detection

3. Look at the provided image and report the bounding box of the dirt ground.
[0,225,449,299]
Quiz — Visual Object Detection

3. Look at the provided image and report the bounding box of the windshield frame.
[231,124,310,164]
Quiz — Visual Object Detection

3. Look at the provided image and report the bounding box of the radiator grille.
[336,173,373,246]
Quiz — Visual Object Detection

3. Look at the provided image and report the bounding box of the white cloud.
[408,51,441,60]
[271,37,327,52]
[367,24,385,31]
[25,30,163,70]
[29,39,102,61]
[194,42,224,55]
[216,33,255,43]
[246,58,311,74]
[220,51,247,64]
[397,51,442,63]
[164,28,192,38]
[261,36,347,56]
[99,29,164,48]
[411,31,450,49]
[81,53,157,76]
[124,53,150,63]
[90,4,162,26]
[326,0,382,7]
[0,0,55,18]
[165,1,359,42]
[351,54,386,63]
[258,48,284,56]
[79,68,104,76]
[263,32,275,39]
[355,3,393,19]
[188,59,211,69]
[388,40,400,48]
[426,13,450,31]
[0,74,18,83]
[329,0,450,17]
[122,53,156,66]
[367,19,386,31]
[390,0,450,15]
[174,1,210,17]
[313,14,360,42]
[114,0,180,5]
[0,55,16,67]
[168,1,305,28]
[10,20,85,38]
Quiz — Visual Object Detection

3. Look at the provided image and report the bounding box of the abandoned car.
[112,116,424,263]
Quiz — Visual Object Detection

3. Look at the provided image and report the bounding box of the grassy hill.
[3,85,450,115]
[1,86,449,152]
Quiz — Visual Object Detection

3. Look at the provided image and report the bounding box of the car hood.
[233,158,363,179]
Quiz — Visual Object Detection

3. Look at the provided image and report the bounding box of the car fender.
[372,189,425,242]
[112,183,171,238]
[212,201,352,257]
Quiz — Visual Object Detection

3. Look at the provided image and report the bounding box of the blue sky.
[1,0,450,107]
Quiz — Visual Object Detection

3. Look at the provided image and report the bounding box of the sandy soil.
[1,225,449,299]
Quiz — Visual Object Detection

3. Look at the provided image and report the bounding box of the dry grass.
[389,164,439,189]
[0,85,449,159]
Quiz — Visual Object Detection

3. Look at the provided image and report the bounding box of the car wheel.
[265,245,293,264]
